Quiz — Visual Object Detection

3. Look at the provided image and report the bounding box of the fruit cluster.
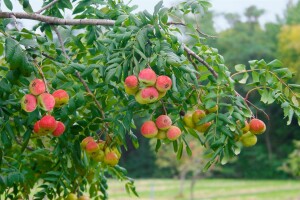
[183,108,217,133]
[33,115,65,137]
[80,137,121,166]
[141,115,182,141]
[21,79,69,112]
[239,118,266,147]
[124,68,172,104]
[21,79,69,137]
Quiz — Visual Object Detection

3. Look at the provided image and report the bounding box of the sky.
[1,0,291,30]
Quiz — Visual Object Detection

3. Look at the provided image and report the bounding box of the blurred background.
[4,0,300,199]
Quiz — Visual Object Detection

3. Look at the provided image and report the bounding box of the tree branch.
[0,12,115,26]
[36,0,60,14]
[183,44,219,78]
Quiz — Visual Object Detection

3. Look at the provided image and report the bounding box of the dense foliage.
[0,0,299,199]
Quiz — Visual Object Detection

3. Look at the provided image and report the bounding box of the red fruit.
[124,75,139,88]
[52,89,69,108]
[155,75,172,92]
[38,93,55,111]
[155,115,172,130]
[104,148,119,166]
[135,87,159,104]
[85,141,99,154]
[140,121,158,138]
[52,121,65,137]
[33,120,40,133]
[138,68,157,86]
[21,94,37,112]
[81,137,95,149]
[249,119,266,135]
[166,126,182,141]
[39,115,57,133]
[29,79,46,96]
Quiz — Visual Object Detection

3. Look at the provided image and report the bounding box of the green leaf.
[197,113,216,125]
[239,73,249,84]
[177,142,183,160]
[4,0,13,10]
[155,139,161,152]
[154,1,163,16]
[235,64,246,72]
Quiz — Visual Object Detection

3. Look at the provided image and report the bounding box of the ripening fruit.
[138,68,157,86]
[33,120,48,136]
[39,115,57,133]
[78,195,90,200]
[52,89,69,108]
[85,141,99,154]
[66,193,77,200]
[237,120,250,133]
[166,126,182,141]
[155,115,172,130]
[104,148,119,166]
[140,121,158,138]
[21,94,37,112]
[29,79,46,96]
[183,113,195,128]
[81,137,95,149]
[192,110,206,124]
[38,93,55,111]
[206,105,218,113]
[249,119,266,135]
[155,75,172,92]
[158,91,167,100]
[135,87,159,104]
[91,150,105,162]
[124,75,139,95]
[112,147,121,159]
[240,132,257,147]
[52,121,65,137]
[156,130,167,139]
[97,140,106,150]
[195,122,212,133]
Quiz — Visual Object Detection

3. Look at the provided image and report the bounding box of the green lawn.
[107,179,300,200]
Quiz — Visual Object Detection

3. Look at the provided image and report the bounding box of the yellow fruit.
[240,132,257,147]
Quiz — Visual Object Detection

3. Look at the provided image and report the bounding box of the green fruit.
[192,109,206,124]
[156,130,167,139]
[66,193,77,200]
[240,132,257,147]
[183,113,195,128]
[91,150,105,162]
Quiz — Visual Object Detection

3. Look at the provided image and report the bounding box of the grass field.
[107,179,300,200]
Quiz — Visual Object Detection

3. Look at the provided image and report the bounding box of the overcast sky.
[2,0,291,30]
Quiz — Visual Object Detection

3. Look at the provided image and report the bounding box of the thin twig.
[196,28,217,38]
[36,0,60,14]
[16,138,34,151]
[0,12,115,26]
[34,60,50,93]
[52,25,106,120]
[52,25,70,60]
[245,99,270,120]
[187,54,199,79]
[160,100,168,115]
[168,21,217,38]
[183,44,218,78]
